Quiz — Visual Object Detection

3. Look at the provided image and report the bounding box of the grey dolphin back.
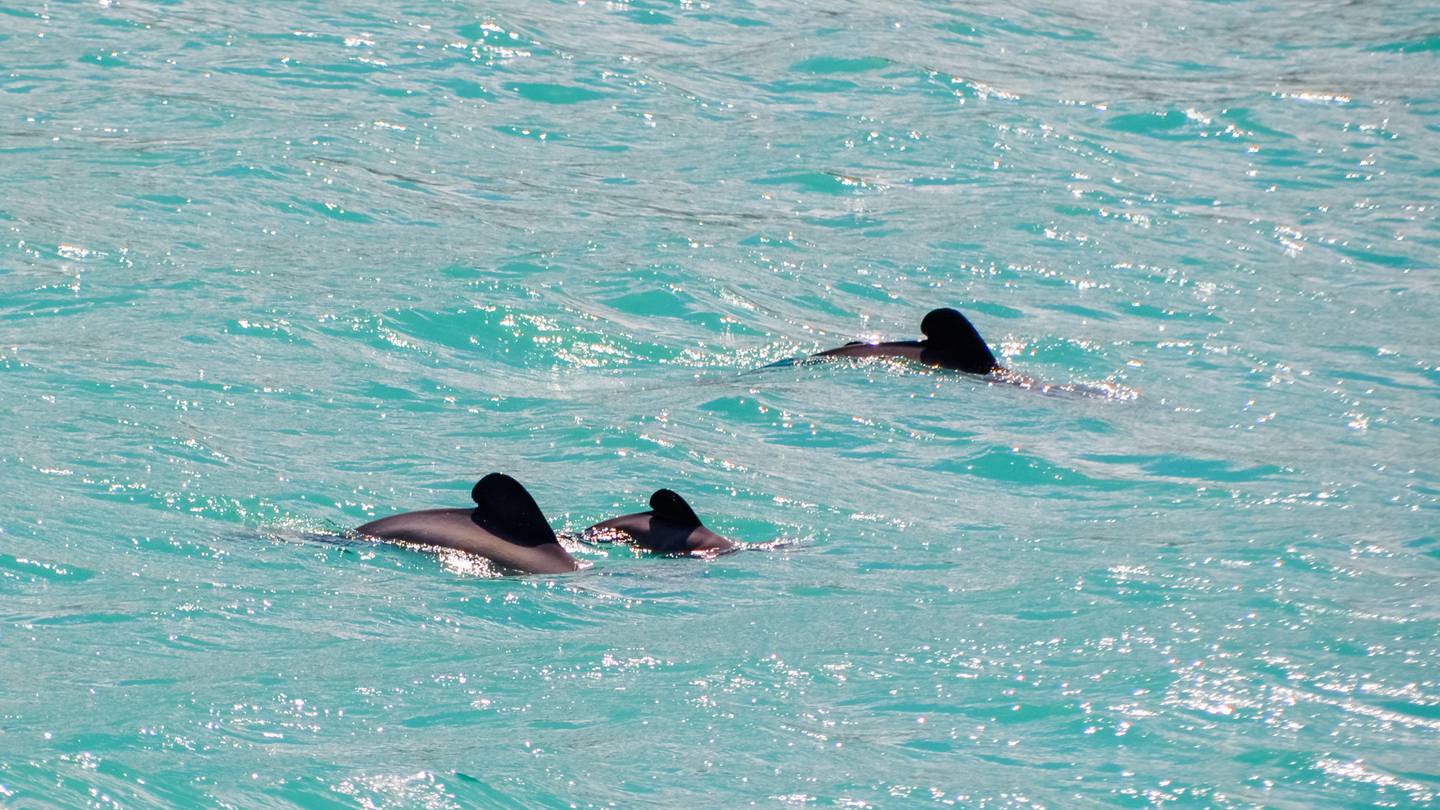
[649,489,703,527]
[471,473,558,547]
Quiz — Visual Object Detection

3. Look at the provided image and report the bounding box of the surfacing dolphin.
[581,489,739,557]
[812,307,1001,374]
[802,306,1138,399]
[356,473,582,575]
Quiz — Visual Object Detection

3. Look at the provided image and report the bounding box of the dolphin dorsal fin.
[920,307,997,373]
[470,473,558,546]
[649,489,703,527]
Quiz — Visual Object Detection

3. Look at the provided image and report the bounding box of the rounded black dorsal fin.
[649,489,702,528]
[920,307,997,373]
[470,473,557,546]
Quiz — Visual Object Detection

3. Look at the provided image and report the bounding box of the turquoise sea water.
[3,0,1439,805]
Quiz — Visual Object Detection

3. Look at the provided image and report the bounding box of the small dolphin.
[812,307,1001,374]
[356,473,582,574]
[582,489,739,557]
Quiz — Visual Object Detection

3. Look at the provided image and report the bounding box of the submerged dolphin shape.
[812,307,1001,374]
[583,489,739,557]
[356,473,581,574]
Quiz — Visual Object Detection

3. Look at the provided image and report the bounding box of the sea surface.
[2,0,1438,806]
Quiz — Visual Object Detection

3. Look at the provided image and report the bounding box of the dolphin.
[582,489,739,557]
[355,473,582,574]
[811,307,1001,374]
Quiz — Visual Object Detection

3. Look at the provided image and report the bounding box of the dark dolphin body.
[356,473,581,574]
[583,489,739,557]
[812,308,1001,375]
